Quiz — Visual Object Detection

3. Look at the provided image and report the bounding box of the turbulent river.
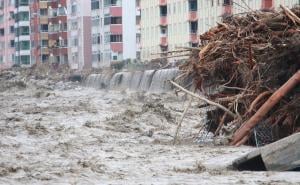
[0,74,299,185]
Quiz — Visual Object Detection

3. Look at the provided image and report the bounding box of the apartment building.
[14,0,31,66]
[199,0,300,34]
[67,0,92,70]
[141,0,299,61]
[14,0,68,67]
[48,0,68,65]
[141,0,199,61]
[91,0,141,69]
[0,0,15,70]
[30,0,50,64]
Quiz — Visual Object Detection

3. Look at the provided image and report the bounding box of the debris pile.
[176,6,300,146]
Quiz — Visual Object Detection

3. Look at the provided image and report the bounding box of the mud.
[0,76,300,185]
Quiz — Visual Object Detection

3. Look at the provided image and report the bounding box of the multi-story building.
[14,0,31,66]
[199,0,300,34]
[30,0,50,64]
[141,0,199,61]
[91,0,141,69]
[141,0,299,61]
[67,0,92,70]
[48,0,68,65]
[15,0,69,67]
[0,0,15,70]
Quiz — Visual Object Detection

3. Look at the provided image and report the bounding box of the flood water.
[0,77,300,185]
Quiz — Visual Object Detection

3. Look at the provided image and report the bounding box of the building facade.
[91,0,141,69]
[141,0,299,61]
[14,0,69,67]
[14,0,31,66]
[67,0,92,70]
[0,0,15,70]
[48,0,68,65]
[30,0,50,65]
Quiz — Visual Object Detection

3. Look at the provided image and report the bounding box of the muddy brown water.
[0,82,299,185]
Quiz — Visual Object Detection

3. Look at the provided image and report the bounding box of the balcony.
[188,11,197,21]
[160,16,167,26]
[111,43,123,52]
[159,0,167,6]
[110,7,122,17]
[160,37,167,47]
[49,47,68,56]
[39,1,48,9]
[110,25,122,34]
[41,48,49,55]
[41,33,48,40]
[40,17,48,24]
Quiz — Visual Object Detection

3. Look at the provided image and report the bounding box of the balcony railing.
[159,0,167,6]
[160,37,167,46]
[160,16,167,26]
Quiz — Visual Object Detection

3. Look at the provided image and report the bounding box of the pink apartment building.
[0,0,15,70]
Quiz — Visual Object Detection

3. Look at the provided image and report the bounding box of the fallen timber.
[171,6,300,146]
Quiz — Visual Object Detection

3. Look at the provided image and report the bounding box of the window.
[110,34,122,42]
[57,7,67,16]
[91,0,100,10]
[41,40,48,47]
[104,0,122,7]
[40,24,48,32]
[0,28,4,36]
[71,21,78,30]
[16,11,29,21]
[10,40,14,48]
[0,15,3,24]
[104,16,122,25]
[19,41,30,50]
[10,26,14,33]
[92,17,100,26]
[40,9,48,16]
[42,55,48,63]
[71,4,77,14]
[20,55,30,65]
[223,0,232,5]
[189,0,197,11]
[16,26,30,36]
[92,34,101,45]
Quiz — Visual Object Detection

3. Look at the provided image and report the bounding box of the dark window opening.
[160,6,167,16]
[189,0,197,11]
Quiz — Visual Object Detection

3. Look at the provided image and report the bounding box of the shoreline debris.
[172,5,300,146]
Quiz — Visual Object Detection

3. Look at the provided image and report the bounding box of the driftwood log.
[231,70,300,146]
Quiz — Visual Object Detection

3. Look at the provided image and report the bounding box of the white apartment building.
[91,0,141,69]
[141,0,299,61]
[67,0,92,70]
[199,0,299,34]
